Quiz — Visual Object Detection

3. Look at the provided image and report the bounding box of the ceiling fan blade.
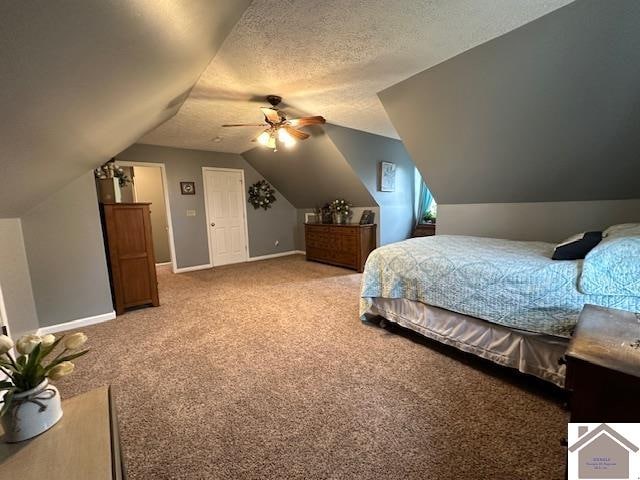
[288,116,326,127]
[284,126,310,140]
[261,107,281,124]
[222,123,268,127]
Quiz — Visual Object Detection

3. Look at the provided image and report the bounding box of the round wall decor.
[248,180,276,210]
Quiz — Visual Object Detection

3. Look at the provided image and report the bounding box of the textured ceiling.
[140,0,573,154]
[0,0,250,216]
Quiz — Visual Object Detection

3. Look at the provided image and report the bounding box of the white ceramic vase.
[1,379,63,443]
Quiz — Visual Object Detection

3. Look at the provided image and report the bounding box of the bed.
[360,232,640,387]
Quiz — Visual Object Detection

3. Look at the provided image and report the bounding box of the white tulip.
[41,334,56,348]
[0,335,13,355]
[16,334,41,355]
[49,361,75,380]
[64,332,87,350]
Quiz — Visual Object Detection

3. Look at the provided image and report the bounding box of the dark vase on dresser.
[101,203,159,315]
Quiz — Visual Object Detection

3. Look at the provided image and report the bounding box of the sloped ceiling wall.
[378,0,640,205]
[325,125,417,244]
[242,130,376,208]
[0,0,250,217]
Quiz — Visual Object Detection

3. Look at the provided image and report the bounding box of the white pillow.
[603,223,640,238]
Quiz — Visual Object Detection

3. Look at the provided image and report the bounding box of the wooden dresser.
[0,386,124,479]
[412,223,436,237]
[101,203,159,315]
[565,304,640,422]
[304,223,377,272]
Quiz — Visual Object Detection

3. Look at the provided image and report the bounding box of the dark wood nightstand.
[565,304,640,422]
[412,223,436,237]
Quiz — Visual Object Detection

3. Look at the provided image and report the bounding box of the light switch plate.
[186,210,196,217]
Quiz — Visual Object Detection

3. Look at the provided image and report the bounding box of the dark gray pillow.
[552,231,602,260]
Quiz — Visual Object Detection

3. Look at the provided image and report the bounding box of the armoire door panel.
[101,203,159,315]
[113,208,147,255]
[120,258,152,305]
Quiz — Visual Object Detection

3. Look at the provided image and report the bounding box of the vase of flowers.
[0,332,89,442]
[94,159,132,204]
[329,199,352,224]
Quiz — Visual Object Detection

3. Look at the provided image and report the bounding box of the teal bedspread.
[360,235,640,337]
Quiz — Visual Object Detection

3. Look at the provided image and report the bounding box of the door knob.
[210,222,215,227]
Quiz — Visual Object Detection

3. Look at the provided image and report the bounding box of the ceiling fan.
[222,95,325,151]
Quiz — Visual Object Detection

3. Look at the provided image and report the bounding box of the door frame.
[116,160,178,273]
[202,167,250,266]
[0,283,11,339]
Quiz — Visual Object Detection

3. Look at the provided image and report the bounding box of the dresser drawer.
[329,226,357,236]
[305,232,332,249]
[306,225,330,234]
[304,223,377,272]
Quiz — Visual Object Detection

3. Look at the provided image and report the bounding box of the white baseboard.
[37,310,116,335]
[247,250,305,262]
[155,261,172,266]
[174,263,213,273]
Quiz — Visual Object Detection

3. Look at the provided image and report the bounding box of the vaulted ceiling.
[379,0,640,204]
[0,0,250,216]
[140,0,573,154]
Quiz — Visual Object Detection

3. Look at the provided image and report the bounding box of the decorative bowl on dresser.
[565,304,640,422]
[304,223,377,272]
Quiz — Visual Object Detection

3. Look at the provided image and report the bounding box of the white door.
[203,168,249,266]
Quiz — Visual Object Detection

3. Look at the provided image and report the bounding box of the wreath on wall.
[248,180,277,210]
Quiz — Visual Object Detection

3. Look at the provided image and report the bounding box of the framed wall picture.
[180,181,195,195]
[380,161,396,192]
[304,212,321,224]
[359,209,375,225]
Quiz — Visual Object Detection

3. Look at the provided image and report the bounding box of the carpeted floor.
[58,254,568,479]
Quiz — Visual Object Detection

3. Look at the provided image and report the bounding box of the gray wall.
[379,0,640,205]
[242,132,376,208]
[0,219,39,337]
[21,172,113,328]
[437,200,640,243]
[325,125,416,245]
[118,144,298,268]
[0,0,250,217]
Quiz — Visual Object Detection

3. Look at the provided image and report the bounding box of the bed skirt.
[363,298,568,387]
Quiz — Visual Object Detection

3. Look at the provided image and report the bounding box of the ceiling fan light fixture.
[257,130,271,147]
[222,95,325,151]
[278,127,296,148]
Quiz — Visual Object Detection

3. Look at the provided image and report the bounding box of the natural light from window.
[414,167,436,225]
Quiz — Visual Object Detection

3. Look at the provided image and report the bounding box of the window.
[414,167,436,224]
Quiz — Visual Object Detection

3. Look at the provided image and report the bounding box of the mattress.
[363,298,568,387]
[360,235,640,337]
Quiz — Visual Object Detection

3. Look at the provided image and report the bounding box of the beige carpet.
[58,255,567,479]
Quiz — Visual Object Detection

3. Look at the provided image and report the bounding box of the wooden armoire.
[101,203,159,315]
